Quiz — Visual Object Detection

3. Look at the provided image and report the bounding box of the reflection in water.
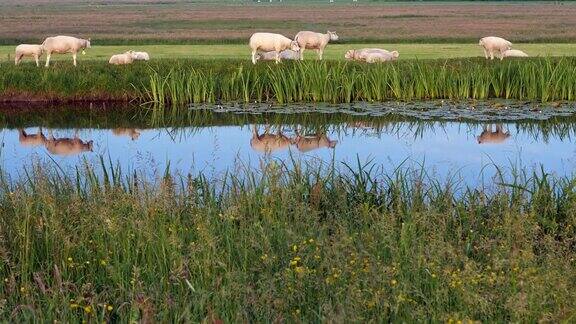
[44,130,94,156]
[250,125,294,154]
[294,129,338,153]
[112,128,141,141]
[477,124,511,144]
[4,110,576,186]
[19,128,46,147]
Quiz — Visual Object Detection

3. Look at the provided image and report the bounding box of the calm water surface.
[2,104,575,185]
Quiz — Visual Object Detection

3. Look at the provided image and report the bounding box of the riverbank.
[0,160,575,322]
[3,58,576,104]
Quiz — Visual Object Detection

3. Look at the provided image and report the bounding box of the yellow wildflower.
[390,279,397,286]
[106,305,113,312]
[83,306,92,314]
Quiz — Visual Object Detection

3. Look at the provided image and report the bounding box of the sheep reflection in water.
[18,129,94,156]
[294,129,338,153]
[250,125,294,154]
[112,128,141,141]
[250,125,338,154]
[477,124,511,144]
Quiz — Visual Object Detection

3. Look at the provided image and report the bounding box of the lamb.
[478,36,512,60]
[256,50,300,61]
[249,32,300,64]
[14,44,44,67]
[132,51,150,61]
[41,35,91,67]
[294,31,338,60]
[108,51,138,65]
[502,49,529,58]
[344,48,398,62]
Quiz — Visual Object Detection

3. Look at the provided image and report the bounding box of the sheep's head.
[127,50,138,59]
[391,51,399,59]
[344,50,355,60]
[85,38,91,49]
[478,38,484,46]
[255,53,263,61]
[328,31,339,41]
[290,41,301,52]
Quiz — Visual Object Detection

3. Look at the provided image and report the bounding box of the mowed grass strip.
[2,43,576,62]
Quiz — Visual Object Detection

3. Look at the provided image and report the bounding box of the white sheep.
[478,36,512,60]
[294,31,338,60]
[364,51,399,63]
[14,44,44,67]
[344,48,394,61]
[41,35,91,67]
[108,51,138,65]
[132,51,150,61]
[503,49,529,58]
[249,32,300,64]
[256,50,300,61]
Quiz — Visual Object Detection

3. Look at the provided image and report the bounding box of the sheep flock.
[13,33,528,67]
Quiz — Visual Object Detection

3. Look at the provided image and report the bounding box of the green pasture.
[1,43,576,63]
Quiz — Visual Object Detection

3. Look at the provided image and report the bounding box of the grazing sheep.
[41,35,91,67]
[294,31,338,60]
[256,50,300,61]
[503,49,529,58]
[132,51,150,61]
[478,36,512,60]
[108,51,138,65]
[14,44,44,67]
[344,48,397,62]
[249,32,300,64]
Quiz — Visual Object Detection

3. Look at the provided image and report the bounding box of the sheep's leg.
[251,50,257,65]
[299,48,305,60]
[489,51,494,60]
[72,52,77,67]
[318,49,324,60]
[45,53,51,67]
[34,55,39,67]
[483,48,488,59]
[275,52,280,64]
[14,54,22,65]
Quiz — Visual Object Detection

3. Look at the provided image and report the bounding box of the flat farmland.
[2,43,576,63]
[2,1,576,44]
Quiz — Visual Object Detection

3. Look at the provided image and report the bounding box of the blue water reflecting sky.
[1,121,575,186]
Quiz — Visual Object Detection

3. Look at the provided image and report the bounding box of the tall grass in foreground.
[0,160,575,322]
[3,58,576,103]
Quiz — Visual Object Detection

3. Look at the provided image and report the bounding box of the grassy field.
[2,1,576,44]
[2,43,576,63]
[0,160,575,322]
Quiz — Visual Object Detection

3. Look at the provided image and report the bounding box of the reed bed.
[3,58,576,104]
[0,159,575,322]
